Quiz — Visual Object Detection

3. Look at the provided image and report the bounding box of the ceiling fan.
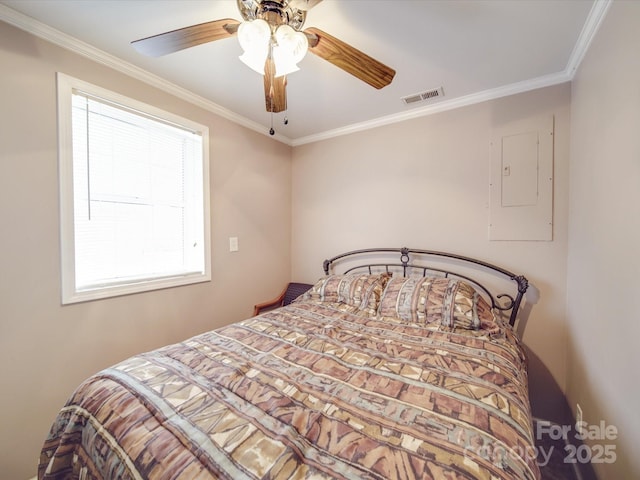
[131,0,395,115]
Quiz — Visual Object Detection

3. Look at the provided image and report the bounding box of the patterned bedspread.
[38,299,540,479]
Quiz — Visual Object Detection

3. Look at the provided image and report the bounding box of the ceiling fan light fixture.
[238,19,308,77]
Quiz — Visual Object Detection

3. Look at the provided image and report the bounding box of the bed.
[38,247,539,479]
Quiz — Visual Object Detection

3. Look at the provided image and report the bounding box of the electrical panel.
[489,115,553,241]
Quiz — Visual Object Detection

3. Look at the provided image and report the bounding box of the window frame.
[57,73,211,304]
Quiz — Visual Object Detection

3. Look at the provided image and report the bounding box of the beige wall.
[0,21,292,478]
[567,1,640,478]
[291,83,572,423]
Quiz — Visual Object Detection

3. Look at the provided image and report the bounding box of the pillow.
[299,273,391,315]
[377,276,495,329]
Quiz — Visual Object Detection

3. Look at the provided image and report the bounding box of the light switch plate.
[229,236,239,252]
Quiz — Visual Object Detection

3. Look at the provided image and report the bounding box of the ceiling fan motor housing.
[237,0,307,31]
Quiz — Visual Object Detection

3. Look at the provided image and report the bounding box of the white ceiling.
[0,0,608,145]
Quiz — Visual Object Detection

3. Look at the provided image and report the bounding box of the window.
[57,73,210,304]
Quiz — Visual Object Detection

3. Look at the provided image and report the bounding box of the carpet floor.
[534,419,580,480]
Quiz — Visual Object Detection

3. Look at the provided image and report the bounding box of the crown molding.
[0,1,610,147]
[292,70,572,146]
[0,4,294,146]
[292,0,611,146]
[564,0,612,78]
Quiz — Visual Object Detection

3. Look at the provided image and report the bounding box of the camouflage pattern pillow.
[300,273,391,315]
[377,276,495,329]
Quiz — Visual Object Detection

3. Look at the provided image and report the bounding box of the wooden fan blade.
[304,27,395,89]
[132,18,240,57]
[264,58,287,113]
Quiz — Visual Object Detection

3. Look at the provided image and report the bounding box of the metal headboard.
[323,247,529,327]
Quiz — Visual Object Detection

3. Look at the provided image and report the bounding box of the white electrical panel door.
[489,115,553,241]
[501,131,539,207]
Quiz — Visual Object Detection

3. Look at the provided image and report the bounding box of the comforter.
[39,298,540,479]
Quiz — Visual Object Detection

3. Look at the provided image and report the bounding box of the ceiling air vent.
[401,87,445,105]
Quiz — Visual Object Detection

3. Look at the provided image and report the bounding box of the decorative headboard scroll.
[323,247,529,327]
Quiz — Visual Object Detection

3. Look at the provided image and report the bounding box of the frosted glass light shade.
[272,25,309,77]
[238,19,271,74]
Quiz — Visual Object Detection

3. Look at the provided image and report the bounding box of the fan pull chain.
[269,73,275,135]
[268,41,276,136]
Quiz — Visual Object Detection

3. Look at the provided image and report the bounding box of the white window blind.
[58,74,211,303]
